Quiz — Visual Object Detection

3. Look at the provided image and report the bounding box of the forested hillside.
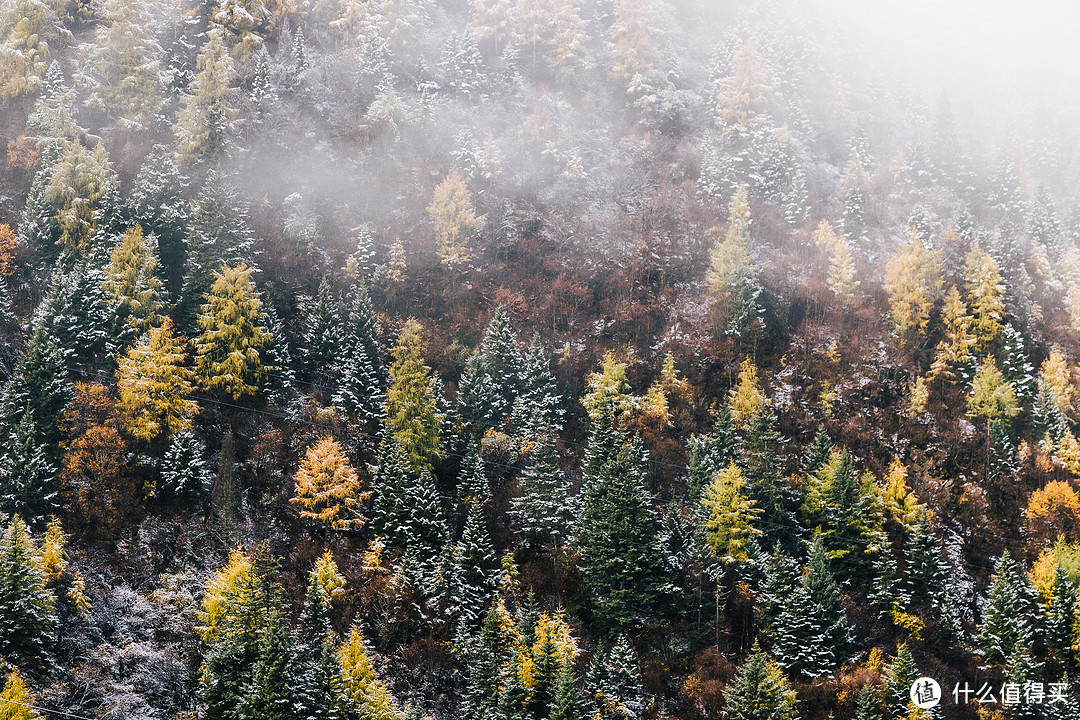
[1,0,1080,718]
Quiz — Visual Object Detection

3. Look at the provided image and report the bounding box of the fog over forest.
[1,0,1080,719]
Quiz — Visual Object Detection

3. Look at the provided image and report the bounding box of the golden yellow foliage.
[427,167,485,269]
[716,40,772,128]
[0,224,17,277]
[1040,347,1073,414]
[908,376,928,416]
[728,357,766,428]
[701,462,761,564]
[884,230,942,341]
[291,435,370,529]
[1027,481,1080,545]
[0,667,34,720]
[339,626,401,720]
[117,319,199,442]
[582,349,640,423]
[308,549,346,608]
[964,244,1005,350]
[880,460,921,528]
[1057,430,1080,476]
[197,547,252,643]
[67,576,90,616]
[38,517,66,582]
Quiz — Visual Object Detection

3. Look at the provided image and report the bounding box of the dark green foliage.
[158,428,213,501]
[0,412,58,523]
[369,436,412,545]
[511,335,563,439]
[898,510,961,646]
[579,437,666,633]
[333,281,384,424]
[802,426,832,475]
[721,648,797,720]
[1046,565,1076,666]
[738,408,800,551]
[585,636,644,720]
[883,644,918,720]
[853,682,882,720]
[510,433,576,553]
[0,517,56,669]
[976,550,1042,667]
[303,279,344,379]
[445,499,498,627]
[765,536,852,680]
[129,144,189,293]
[687,405,736,500]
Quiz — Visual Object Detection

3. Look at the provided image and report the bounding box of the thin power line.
[0,696,97,720]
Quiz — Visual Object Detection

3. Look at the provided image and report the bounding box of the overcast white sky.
[814,0,1080,120]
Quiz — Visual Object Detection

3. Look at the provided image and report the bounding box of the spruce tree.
[722,647,797,720]
[976,550,1040,666]
[898,510,961,646]
[579,437,666,633]
[303,279,344,381]
[0,413,58,523]
[333,281,384,424]
[129,144,189,293]
[400,469,448,571]
[687,405,736,500]
[853,682,882,720]
[883,644,918,720]
[369,436,412,546]
[510,335,563,439]
[0,516,56,669]
[159,428,213,501]
[182,172,254,325]
[457,354,503,431]
[739,407,799,551]
[1046,565,1076,666]
[445,499,498,627]
[509,433,576,554]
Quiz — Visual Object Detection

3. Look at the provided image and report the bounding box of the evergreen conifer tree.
[722,647,797,720]
[0,516,56,669]
[579,437,666,633]
[510,433,576,554]
[159,428,213,501]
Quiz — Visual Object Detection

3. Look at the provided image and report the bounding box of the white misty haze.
[815,0,1080,122]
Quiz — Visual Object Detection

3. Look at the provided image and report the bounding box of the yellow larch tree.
[291,435,370,529]
[338,626,401,720]
[964,244,1005,351]
[427,167,485,270]
[117,319,198,442]
[102,225,163,337]
[728,357,766,429]
[197,547,253,643]
[879,460,920,529]
[928,286,975,384]
[701,461,761,565]
[608,0,655,83]
[385,318,444,473]
[0,667,35,720]
[715,39,772,129]
[194,263,272,401]
[884,230,942,344]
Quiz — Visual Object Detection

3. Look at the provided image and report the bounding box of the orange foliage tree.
[59,383,132,536]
